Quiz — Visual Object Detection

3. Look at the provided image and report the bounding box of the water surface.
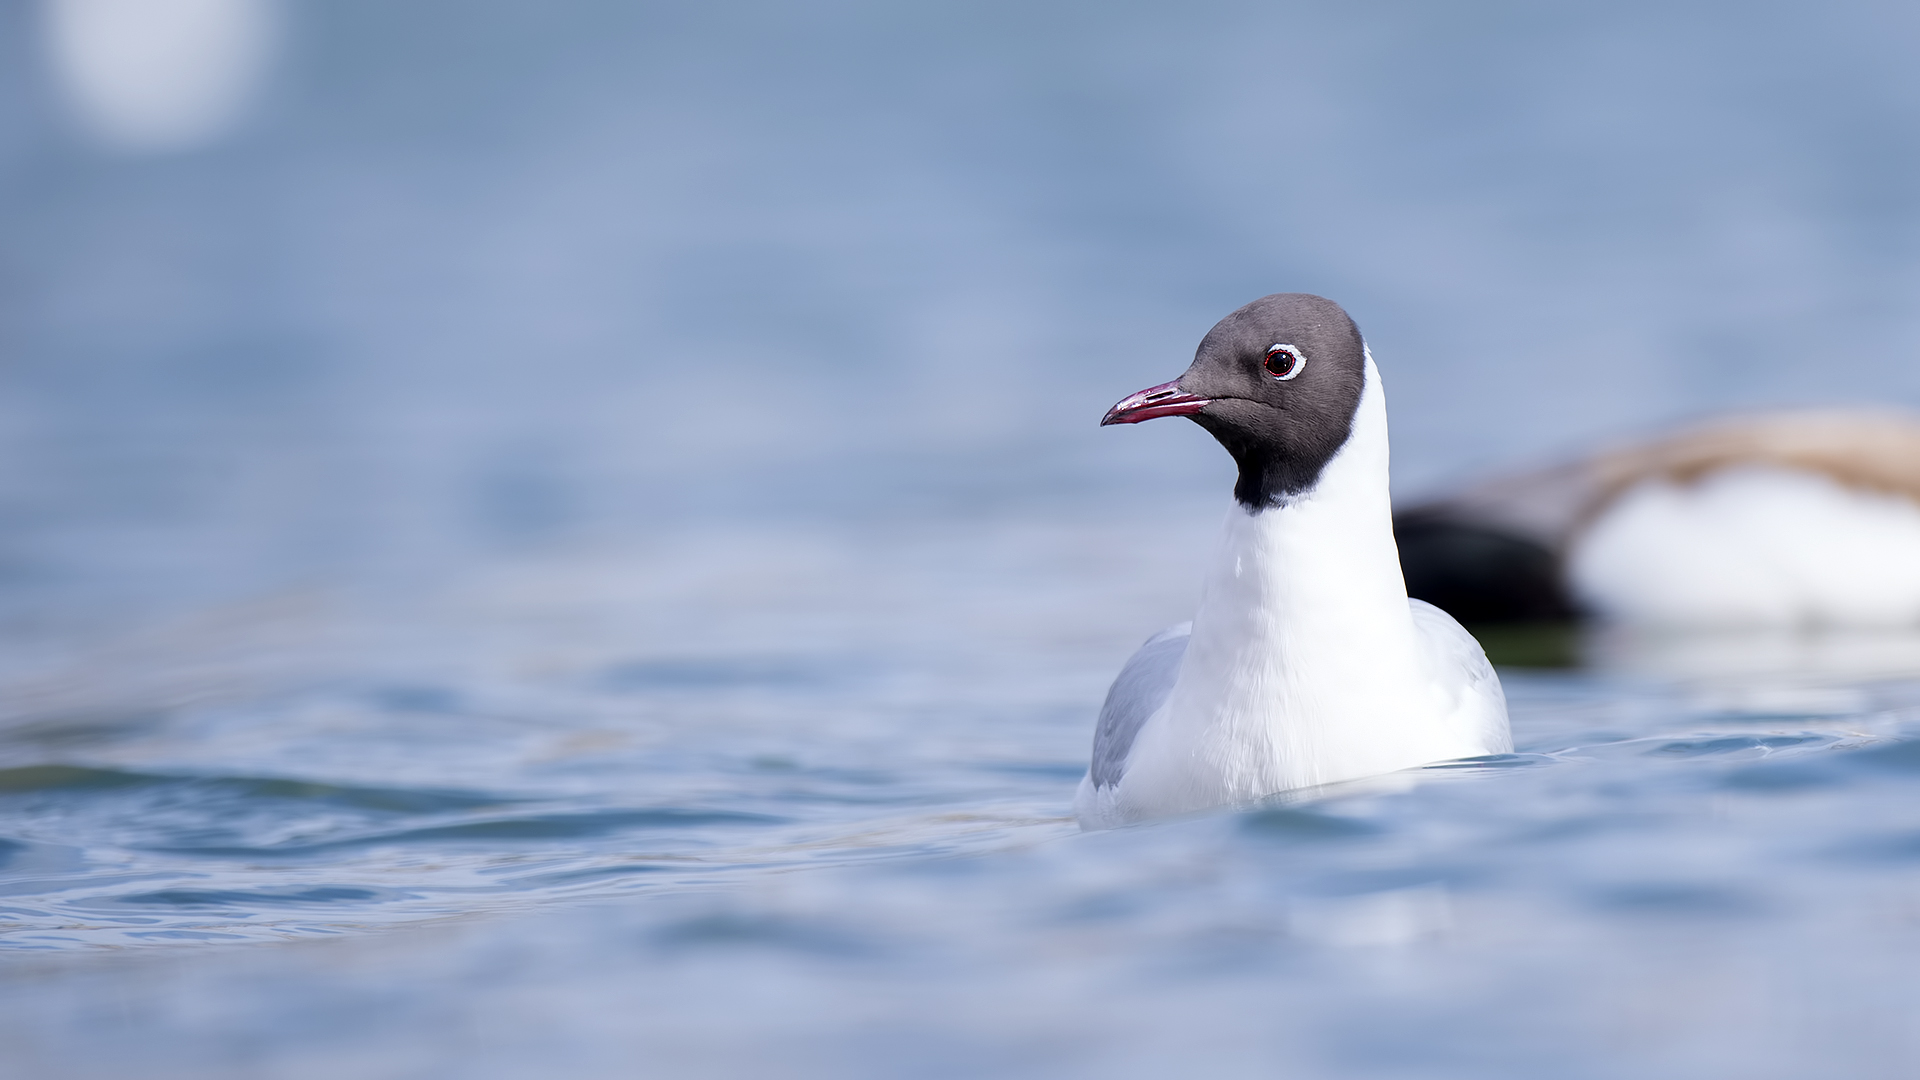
[7,518,1920,1078]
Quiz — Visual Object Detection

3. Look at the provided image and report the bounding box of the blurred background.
[8,0,1920,640]
[9,2,1920,1077]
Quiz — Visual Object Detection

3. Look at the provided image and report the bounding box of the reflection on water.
[1590,626,1920,683]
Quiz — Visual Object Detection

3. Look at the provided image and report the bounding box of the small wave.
[149,807,788,858]
[0,765,513,815]
[84,885,407,911]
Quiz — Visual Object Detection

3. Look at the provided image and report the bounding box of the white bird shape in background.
[1395,411,1920,629]
[1076,294,1510,829]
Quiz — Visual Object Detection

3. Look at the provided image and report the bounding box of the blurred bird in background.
[1398,409,1920,631]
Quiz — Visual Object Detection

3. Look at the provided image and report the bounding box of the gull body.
[1076,295,1509,829]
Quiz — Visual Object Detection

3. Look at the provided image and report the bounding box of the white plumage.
[1401,409,1920,630]
[1570,467,1920,628]
[1077,353,1509,829]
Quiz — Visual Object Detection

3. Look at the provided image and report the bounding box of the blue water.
[7,0,1920,1075]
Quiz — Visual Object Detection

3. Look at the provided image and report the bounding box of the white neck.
[1119,353,1456,814]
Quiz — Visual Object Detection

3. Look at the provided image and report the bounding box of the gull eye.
[1264,344,1305,380]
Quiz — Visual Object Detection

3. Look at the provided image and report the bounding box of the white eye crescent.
[1263,343,1305,380]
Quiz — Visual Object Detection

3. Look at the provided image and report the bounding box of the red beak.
[1101,379,1212,426]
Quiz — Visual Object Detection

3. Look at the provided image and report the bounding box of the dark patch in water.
[212,777,514,815]
[507,864,672,888]
[652,912,876,957]
[0,765,514,815]
[1240,808,1383,842]
[1649,735,1825,758]
[0,714,164,750]
[155,807,783,856]
[0,765,159,794]
[1465,621,1581,669]
[1596,883,1765,915]
[104,886,392,909]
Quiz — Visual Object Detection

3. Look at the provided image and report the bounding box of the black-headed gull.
[1076,294,1511,829]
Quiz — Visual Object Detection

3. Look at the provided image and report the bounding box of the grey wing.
[1090,623,1191,789]
[1407,598,1512,754]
